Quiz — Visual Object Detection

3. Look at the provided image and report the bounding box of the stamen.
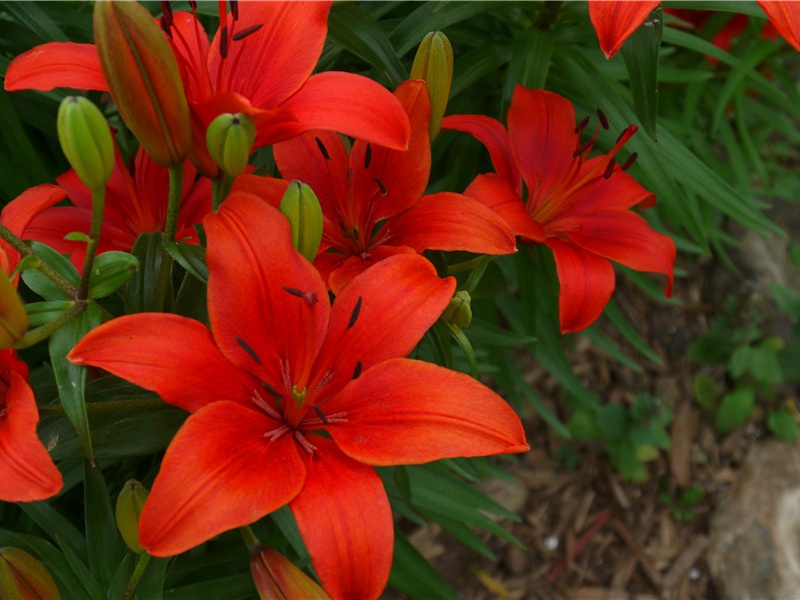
[312,405,329,425]
[616,126,636,143]
[573,139,593,158]
[347,296,363,329]
[265,424,290,442]
[261,381,281,397]
[352,361,362,380]
[299,411,349,427]
[313,370,334,396]
[374,177,387,196]
[364,143,372,169]
[220,25,229,59]
[235,336,261,365]
[597,109,609,130]
[603,158,616,180]
[188,0,196,9]
[161,1,173,25]
[315,137,331,160]
[232,24,263,41]
[283,286,319,307]
[621,152,638,171]
[229,0,239,20]
[160,17,172,37]
[575,116,590,134]
[294,431,317,453]
[252,389,281,419]
[128,153,136,178]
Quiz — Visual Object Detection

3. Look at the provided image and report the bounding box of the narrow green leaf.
[163,241,207,284]
[603,299,664,364]
[55,532,107,600]
[620,5,662,140]
[125,233,171,314]
[19,502,86,564]
[584,328,643,373]
[391,2,498,55]
[84,461,125,590]
[136,556,169,600]
[26,300,74,328]
[162,575,255,600]
[504,28,553,107]
[388,530,459,600]
[88,251,139,299]
[21,242,81,302]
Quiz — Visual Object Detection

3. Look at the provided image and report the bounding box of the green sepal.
[88,251,139,299]
[48,303,101,461]
[620,5,662,140]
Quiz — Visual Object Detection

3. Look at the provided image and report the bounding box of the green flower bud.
[0,270,28,349]
[206,113,256,178]
[442,290,472,329]
[251,547,330,600]
[279,181,323,263]
[115,479,149,554]
[57,96,114,191]
[0,547,61,600]
[410,31,453,141]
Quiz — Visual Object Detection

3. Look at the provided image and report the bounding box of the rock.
[707,439,800,598]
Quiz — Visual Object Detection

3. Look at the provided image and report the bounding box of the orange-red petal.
[4,42,106,92]
[589,1,661,59]
[463,174,545,243]
[757,1,800,51]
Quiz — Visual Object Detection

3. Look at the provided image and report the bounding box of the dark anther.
[364,143,372,169]
[347,296,363,329]
[616,126,632,143]
[188,0,196,10]
[597,109,609,130]
[374,177,387,196]
[220,26,229,59]
[621,152,638,171]
[573,139,593,158]
[312,405,330,425]
[603,158,616,180]
[283,286,319,307]
[229,0,239,20]
[574,115,590,134]
[315,137,331,160]
[261,381,281,397]
[128,153,136,178]
[236,336,262,365]
[160,1,173,24]
[160,17,172,37]
[232,24,263,41]
[352,361,362,380]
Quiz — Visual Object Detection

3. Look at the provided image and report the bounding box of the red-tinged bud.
[0,547,61,600]
[442,290,472,329]
[410,31,453,141]
[250,547,330,600]
[115,480,149,554]
[57,96,114,192]
[279,181,323,263]
[93,1,191,167]
[0,270,27,349]
[206,113,256,178]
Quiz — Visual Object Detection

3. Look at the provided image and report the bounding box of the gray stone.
[708,440,800,599]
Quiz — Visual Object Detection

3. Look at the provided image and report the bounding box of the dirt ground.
[390,243,799,599]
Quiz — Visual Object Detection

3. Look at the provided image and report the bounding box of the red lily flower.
[2,143,210,270]
[0,348,63,502]
[442,86,675,334]
[68,193,528,598]
[589,1,661,59]
[756,1,800,51]
[5,1,410,176]
[274,79,517,294]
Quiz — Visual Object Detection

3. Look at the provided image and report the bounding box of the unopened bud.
[0,271,27,349]
[206,113,256,177]
[94,0,191,167]
[115,479,149,554]
[251,547,330,600]
[410,31,453,141]
[57,97,114,192]
[0,547,61,600]
[442,290,472,329]
[279,181,323,263]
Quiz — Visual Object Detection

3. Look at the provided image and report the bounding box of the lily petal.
[68,313,255,413]
[757,1,800,51]
[463,174,545,243]
[290,436,392,600]
[0,356,62,502]
[589,1,661,59]
[326,358,529,465]
[281,72,410,151]
[440,114,522,195]
[140,401,305,556]
[4,42,106,92]
[547,238,616,334]
[318,245,417,296]
[312,254,455,403]
[380,191,517,255]
[204,193,329,390]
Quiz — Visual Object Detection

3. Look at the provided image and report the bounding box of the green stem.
[239,525,261,555]
[121,552,151,600]
[212,174,234,211]
[78,187,107,300]
[15,302,86,349]
[38,395,163,417]
[0,223,79,298]
[153,164,184,311]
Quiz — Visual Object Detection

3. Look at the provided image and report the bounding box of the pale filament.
[300,411,349,428]
[251,389,281,420]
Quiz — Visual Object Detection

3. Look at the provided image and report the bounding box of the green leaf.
[693,372,718,412]
[596,404,628,442]
[136,556,169,600]
[607,439,648,482]
[467,318,536,346]
[767,408,798,442]
[391,2,498,55]
[19,502,86,564]
[504,28,553,105]
[715,386,755,433]
[26,300,74,328]
[749,346,783,385]
[126,233,171,313]
[584,327,643,373]
[49,303,101,460]
[163,240,208,284]
[162,575,256,600]
[566,409,601,441]
[88,251,139,299]
[55,532,107,600]
[84,461,125,590]
[328,3,406,88]
[620,5,662,139]
[389,530,459,600]
[21,242,81,301]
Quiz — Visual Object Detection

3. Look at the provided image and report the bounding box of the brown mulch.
[386,249,793,600]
